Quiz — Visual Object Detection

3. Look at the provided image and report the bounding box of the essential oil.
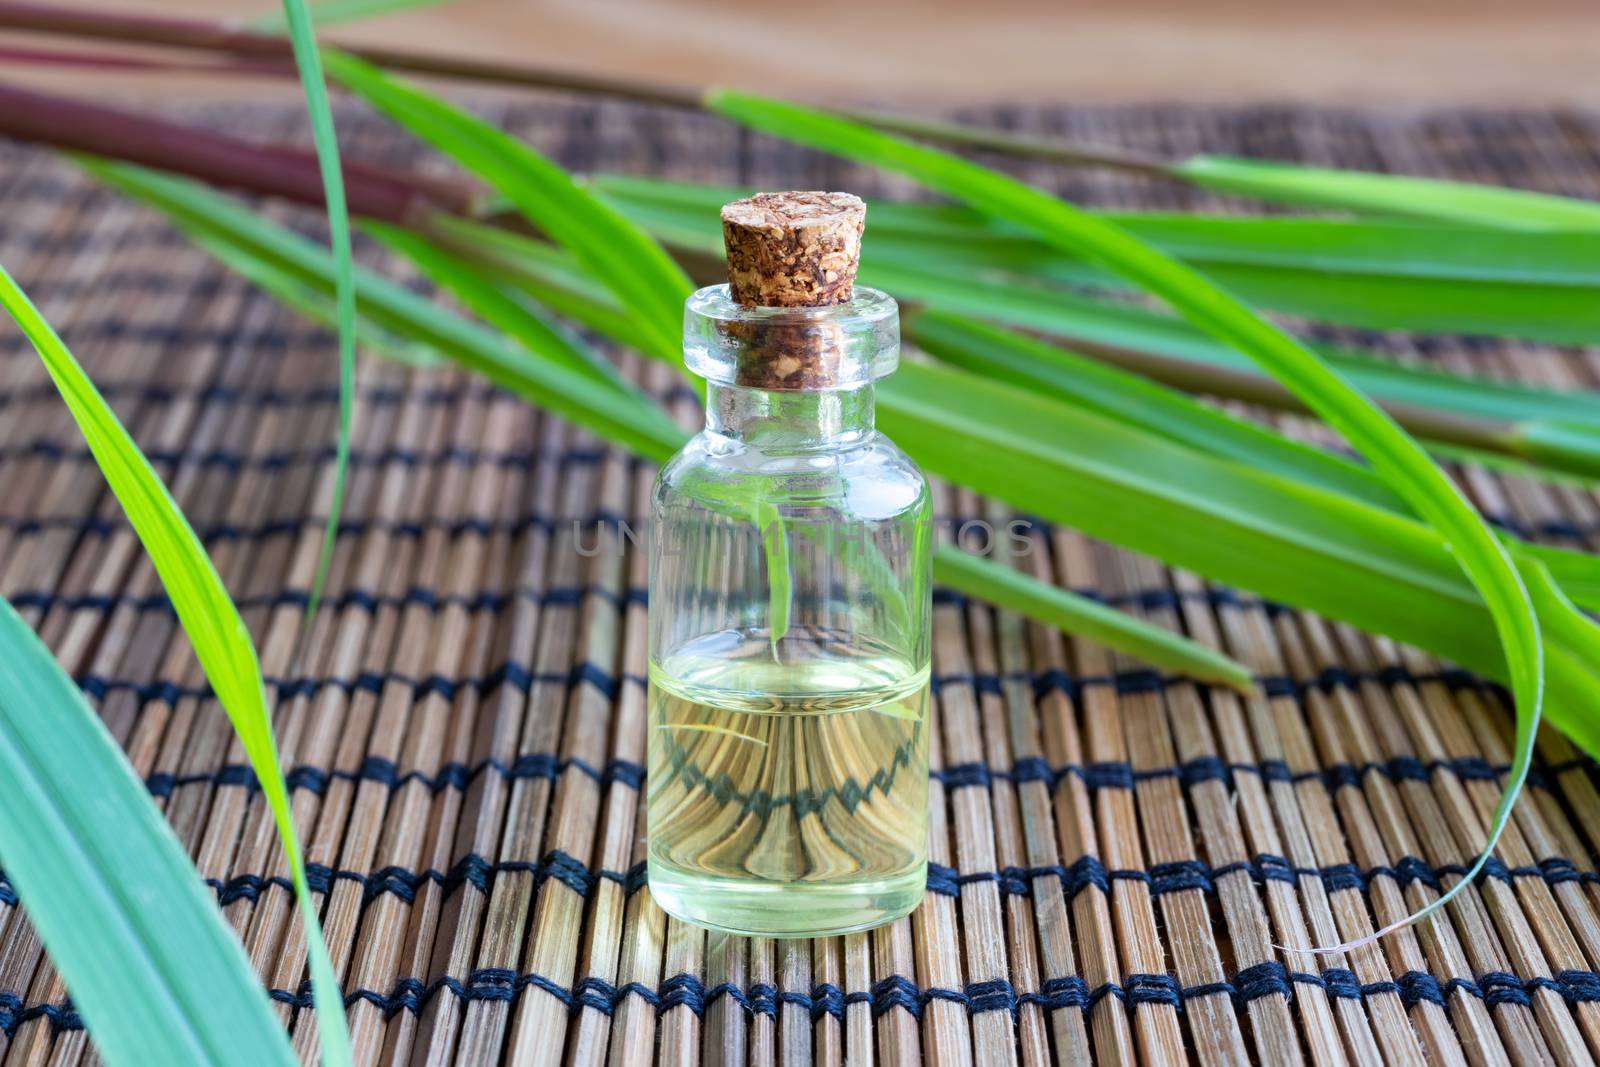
[647,628,928,935]
[647,192,931,937]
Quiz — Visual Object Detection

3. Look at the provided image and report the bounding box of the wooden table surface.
[9,0,1600,108]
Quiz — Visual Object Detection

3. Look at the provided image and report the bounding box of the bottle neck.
[704,381,876,452]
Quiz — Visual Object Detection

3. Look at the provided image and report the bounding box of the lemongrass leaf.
[907,308,1402,511]
[81,158,687,463]
[192,232,440,366]
[279,0,355,637]
[362,220,639,395]
[85,121,1600,788]
[908,308,1600,617]
[1518,543,1600,615]
[0,264,348,1064]
[1510,421,1600,482]
[597,171,1600,280]
[0,595,294,1067]
[880,359,1600,753]
[99,154,1600,759]
[933,545,1252,691]
[323,51,692,359]
[862,258,1600,431]
[595,173,1600,279]
[210,145,1600,655]
[1175,156,1600,230]
[803,111,1600,230]
[596,175,1600,431]
[420,215,666,358]
[596,173,1600,344]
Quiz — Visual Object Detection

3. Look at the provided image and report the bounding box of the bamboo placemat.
[3,99,1600,1067]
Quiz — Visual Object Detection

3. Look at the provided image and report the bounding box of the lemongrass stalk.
[0,1,701,107]
[0,80,477,220]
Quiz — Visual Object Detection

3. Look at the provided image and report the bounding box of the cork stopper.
[719,191,867,389]
[722,191,866,308]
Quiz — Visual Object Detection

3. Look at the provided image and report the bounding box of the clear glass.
[647,285,932,937]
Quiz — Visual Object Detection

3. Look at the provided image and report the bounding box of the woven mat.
[3,100,1600,1067]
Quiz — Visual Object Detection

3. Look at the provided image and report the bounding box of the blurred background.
[14,0,1600,106]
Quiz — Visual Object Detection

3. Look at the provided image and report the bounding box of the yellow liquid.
[646,629,928,937]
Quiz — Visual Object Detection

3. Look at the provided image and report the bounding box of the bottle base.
[647,859,926,938]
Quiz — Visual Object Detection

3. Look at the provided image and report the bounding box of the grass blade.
[323,51,693,359]
[361,221,638,395]
[786,116,1600,229]
[907,308,1402,511]
[879,358,1600,751]
[279,0,356,633]
[595,174,1600,344]
[1510,421,1600,482]
[422,215,668,357]
[703,89,1549,940]
[907,309,1600,613]
[192,231,440,366]
[1175,156,1600,230]
[82,157,687,463]
[933,546,1251,691]
[596,173,1600,279]
[0,264,350,1065]
[0,596,295,1067]
[595,174,1600,447]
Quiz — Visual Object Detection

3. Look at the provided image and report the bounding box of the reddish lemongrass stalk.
[0,1,701,108]
[0,80,476,221]
[0,0,1165,174]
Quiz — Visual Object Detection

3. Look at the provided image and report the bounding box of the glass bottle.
[647,262,932,937]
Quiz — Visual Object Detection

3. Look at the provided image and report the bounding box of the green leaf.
[907,308,1600,616]
[906,308,1403,511]
[423,215,675,360]
[779,110,1600,232]
[81,158,687,464]
[933,545,1252,691]
[0,596,295,1067]
[1510,421,1600,482]
[879,357,1600,740]
[1520,542,1600,615]
[0,264,348,1064]
[1174,156,1600,231]
[595,173,1600,345]
[704,89,1547,938]
[361,221,640,395]
[861,260,1600,437]
[323,51,693,359]
[326,168,1600,626]
[596,172,1600,280]
[594,174,1600,442]
[192,232,440,367]
[279,0,356,632]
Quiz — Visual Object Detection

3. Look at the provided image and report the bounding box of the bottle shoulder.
[654,430,929,523]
